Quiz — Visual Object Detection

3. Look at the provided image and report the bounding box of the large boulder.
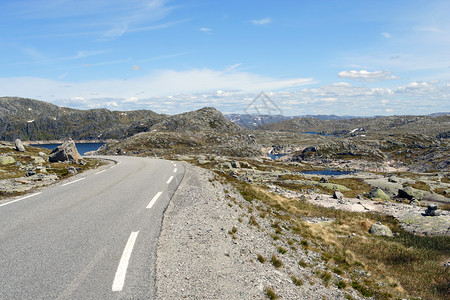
[0,156,16,165]
[367,188,390,201]
[15,139,25,152]
[369,222,393,237]
[49,139,83,163]
[398,186,423,200]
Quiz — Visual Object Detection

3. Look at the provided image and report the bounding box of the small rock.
[369,222,393,237]
[15,139,25,152]
[388,176,399,183]
[26,169,36,177]
[38,152,47,157]
[424,204,441,216]
[320,177,328,183]
[333,190,343,200]
[67,166,77,174]
[231,161,241,168]
[409,198,420,206]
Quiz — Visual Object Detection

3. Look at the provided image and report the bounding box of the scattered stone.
[333,190,343,200]
[0,156,16,165]
[33,156,46,164]
[409,198,420,206]
[424,204,441,216]
[67,166,78,174]
[388,176,399,183]
[38,152,47,157]
[369,222,393,237]
[398,186,423,200]
[231,161,241,168]
[49,139,83,163]
[367,187,390,201]
[320,177,328,183]
[221,162,232,169]
[356,194,363,200]
[26,169,36,177]
[15,139,25,152]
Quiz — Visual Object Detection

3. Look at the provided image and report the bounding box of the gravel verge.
[155,164,363,299]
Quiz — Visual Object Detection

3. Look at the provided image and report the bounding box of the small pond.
[301,169,356,176]
[267,154,287,160]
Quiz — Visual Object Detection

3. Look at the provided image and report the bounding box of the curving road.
[0,156,184,299]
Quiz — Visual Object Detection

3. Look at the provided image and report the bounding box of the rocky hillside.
[0,97,165,141]
[98,107,261,157]
[259,114,450,137]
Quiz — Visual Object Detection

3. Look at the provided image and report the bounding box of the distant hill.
[258,114,450,137]
[0,97,166,141]
[0,97,243,142]
[225,114,358,129]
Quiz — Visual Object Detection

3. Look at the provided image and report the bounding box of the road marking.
[95,170,106,175]
[0,192,41,208]
[62,178,85,186]
[112,231,139,292]
[173,168,177,173]
[166,176,174,184]
[146,191,162,209]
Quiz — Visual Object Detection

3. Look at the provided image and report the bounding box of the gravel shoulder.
[155,164,363,299]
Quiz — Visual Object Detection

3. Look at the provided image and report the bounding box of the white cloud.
[381,32,391,38]
[132,65,141,71]
[200,27,212,32]
[252,18,272,25]
[338,70,399,82]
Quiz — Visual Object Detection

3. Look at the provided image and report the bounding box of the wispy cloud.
[381,32,391,38]
[200,27,212,32]
[338,70,399,82]
[252,17,272,25]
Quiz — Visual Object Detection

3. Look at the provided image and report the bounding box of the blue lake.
[267,154,287,160]
[301,169,356,176]
[31,143,104,156]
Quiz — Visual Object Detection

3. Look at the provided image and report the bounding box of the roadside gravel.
[155,164,363,299]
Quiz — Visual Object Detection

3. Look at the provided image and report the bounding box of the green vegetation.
[270,255,283,268]
[265,286,280,299]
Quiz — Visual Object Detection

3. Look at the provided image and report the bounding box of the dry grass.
[219,172,450,299]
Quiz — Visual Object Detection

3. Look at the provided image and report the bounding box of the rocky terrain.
[1,97,449,298]
[0,139,104,199]
[98,107,261,158]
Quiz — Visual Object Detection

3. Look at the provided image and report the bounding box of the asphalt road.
[0,156,184,299]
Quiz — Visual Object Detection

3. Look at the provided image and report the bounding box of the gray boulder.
[369,222,393,237]
[398,186,423,200]
[367,188,390,201]
[15,139,25,152]
[0,156,16,165]
[231,161,241,168]
[424,204,441,216]
[333,190,343,200]
[49,139,83,163]
[67,166,78,174]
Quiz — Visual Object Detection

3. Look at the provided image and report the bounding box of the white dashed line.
[94,170,106,175]
[112,231,139,292]
[146,191,162,209]
[173,168,177,173]
[62,178,85,186]
[166,176,174,184]
[0,192,41,208]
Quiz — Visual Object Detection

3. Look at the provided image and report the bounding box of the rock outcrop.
[15,139,25,152]
[49,139,83,163]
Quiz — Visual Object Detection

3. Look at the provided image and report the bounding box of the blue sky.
[1,0,449,116]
